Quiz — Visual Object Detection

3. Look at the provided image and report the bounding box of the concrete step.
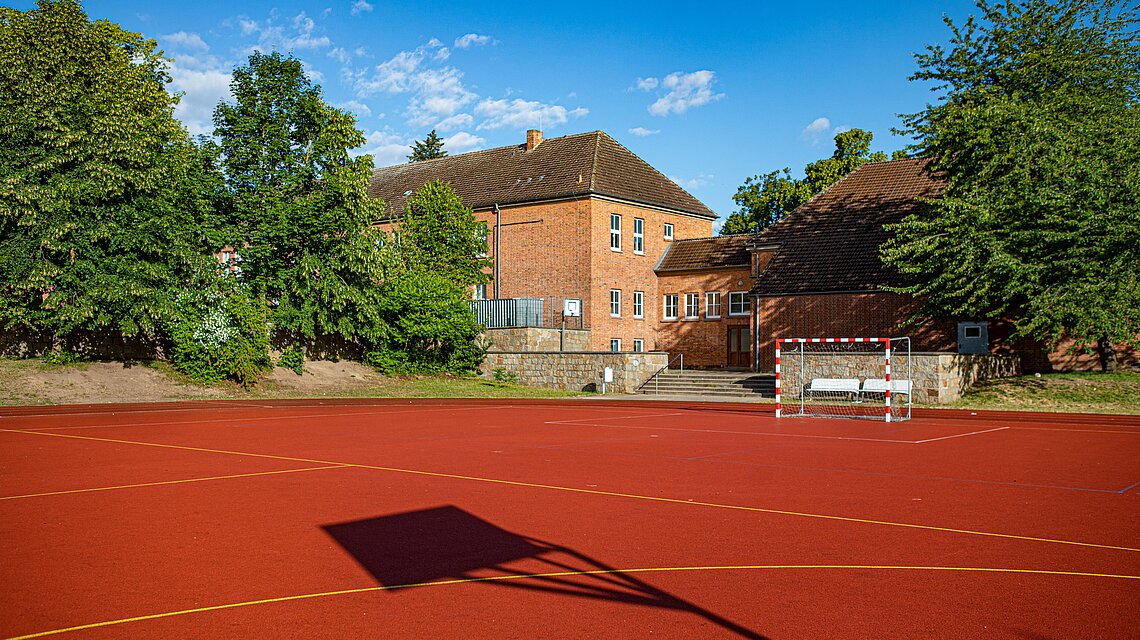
[639,370,776,399]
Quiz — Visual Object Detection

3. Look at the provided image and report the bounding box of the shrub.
[364,269,486,375]
[276,345,305,375]
[168,286,270,388]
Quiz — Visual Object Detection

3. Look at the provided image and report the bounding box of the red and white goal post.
[775,337,912,422]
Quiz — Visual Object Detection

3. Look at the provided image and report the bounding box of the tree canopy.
[398,180,492,290]
[0,0,220,341]
[408,130,448,162]
[721,129,899,235]
[881,0,1140,369]
[213,51,387,347]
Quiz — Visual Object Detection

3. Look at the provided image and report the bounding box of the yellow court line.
[6,564,1138,640]
[3,428,1137,553]
[0,465,350,501]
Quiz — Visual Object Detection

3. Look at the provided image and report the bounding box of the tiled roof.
[751,158,944,295]
[367,131,716,220]
[655,234,755,272]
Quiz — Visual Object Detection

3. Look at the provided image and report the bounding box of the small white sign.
[603,367,614,383]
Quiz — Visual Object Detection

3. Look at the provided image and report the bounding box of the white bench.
[806,378,861,400]
[859,378,912,398]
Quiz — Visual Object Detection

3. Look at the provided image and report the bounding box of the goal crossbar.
[775,337,911,422]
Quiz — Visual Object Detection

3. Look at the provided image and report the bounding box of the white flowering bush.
[168,286,270,387]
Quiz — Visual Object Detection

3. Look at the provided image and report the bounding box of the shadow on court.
[322,505,767,639]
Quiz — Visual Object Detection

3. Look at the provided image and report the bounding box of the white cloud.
[350,0,373,16]
[635,77,658,91]
[162,31,208,51]
[802,117,835,144]
[240,11,331,52]
[628,127,660,137]
[339,100,372,117]
[361,129,412,167]
[352,40,478,128]
[668,173,714,190]
[434,113,473,131]
[444,131,484,152]
[454,33,492,48]
[474,98,588,131]
[168,59,232,137]
[646,70,724,117]
[327,47,352,64]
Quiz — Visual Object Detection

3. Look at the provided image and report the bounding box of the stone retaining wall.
[780,352,1020,403]
[481,351,668,393]
[481,327,590,352]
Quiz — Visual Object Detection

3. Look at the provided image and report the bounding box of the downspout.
[752,294,760,371]
[494,203,501,299]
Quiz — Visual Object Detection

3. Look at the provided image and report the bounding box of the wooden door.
[727,326,750,368]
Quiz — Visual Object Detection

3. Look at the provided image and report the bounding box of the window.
[664,223,674,241]
[729,291,751,316]
[633,338,644,353]
[705,292,721,318]
[610,214,621,251]
[610,338,621,353]
[633,218,644,254]
[476,222,488,257]
[473,284,487,300]
[964,326,982,338]
[610,289,621,317]
[685,293,699,319]
[632,291,644,319]
[663,294,678,320]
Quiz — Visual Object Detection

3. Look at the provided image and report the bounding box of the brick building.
[368,129,717,353]
[744,158,1137,371]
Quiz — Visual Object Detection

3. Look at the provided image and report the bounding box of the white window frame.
[705,291,721,319]
[633,217,644,254]
[663,294,678,320]
[664,223,674,241]
[610,214,622,251]
[632,338,644,353]
[684,293,700,319]
[632,290,644,319]
[473,283,487,300]
[610,289,621,317]
[610,338,621,353]
[729,291,751,316]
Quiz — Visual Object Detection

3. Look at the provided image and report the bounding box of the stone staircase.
[638,369,776,400]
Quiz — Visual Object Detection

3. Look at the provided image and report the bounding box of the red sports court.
[2,398,1138,638]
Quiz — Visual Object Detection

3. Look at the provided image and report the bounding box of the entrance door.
[727,326,750,368]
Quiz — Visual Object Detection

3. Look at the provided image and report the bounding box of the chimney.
[526,129,543,151]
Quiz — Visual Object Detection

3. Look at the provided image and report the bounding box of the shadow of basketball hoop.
[322,505,766,639]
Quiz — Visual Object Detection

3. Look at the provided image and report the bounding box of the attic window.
[403,190,413,197]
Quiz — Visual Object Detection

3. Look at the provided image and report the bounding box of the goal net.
[776,338,912,422]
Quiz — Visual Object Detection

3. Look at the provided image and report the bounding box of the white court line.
[1010,426,1140,435]
[4,405,524,433]
[912,426,1010,443]
[544,412,687,425]
[547,417,1015,445]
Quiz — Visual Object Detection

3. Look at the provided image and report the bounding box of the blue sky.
[26,0,978,228]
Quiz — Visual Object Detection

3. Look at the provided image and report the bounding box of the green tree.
[408,130,447,162]
[0,0,220,344]
[881,0,1140,370]
[212,51,387,348]
[398,180,492,290]
[722,129,891,234]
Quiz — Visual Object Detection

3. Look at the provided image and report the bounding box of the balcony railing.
[471,298,586,329]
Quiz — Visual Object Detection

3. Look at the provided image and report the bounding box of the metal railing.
[471,297,586,329]
[640,352,684,395]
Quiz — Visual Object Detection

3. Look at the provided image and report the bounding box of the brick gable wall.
[656,267,754,367]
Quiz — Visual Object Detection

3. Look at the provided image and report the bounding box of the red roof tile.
[367,131,716,220]
[750,158,944,295]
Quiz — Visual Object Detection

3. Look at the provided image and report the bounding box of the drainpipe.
[752,294,760,371]
[494,203,501,299]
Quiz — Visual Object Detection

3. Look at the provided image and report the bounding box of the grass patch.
[951,371,1140,415]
